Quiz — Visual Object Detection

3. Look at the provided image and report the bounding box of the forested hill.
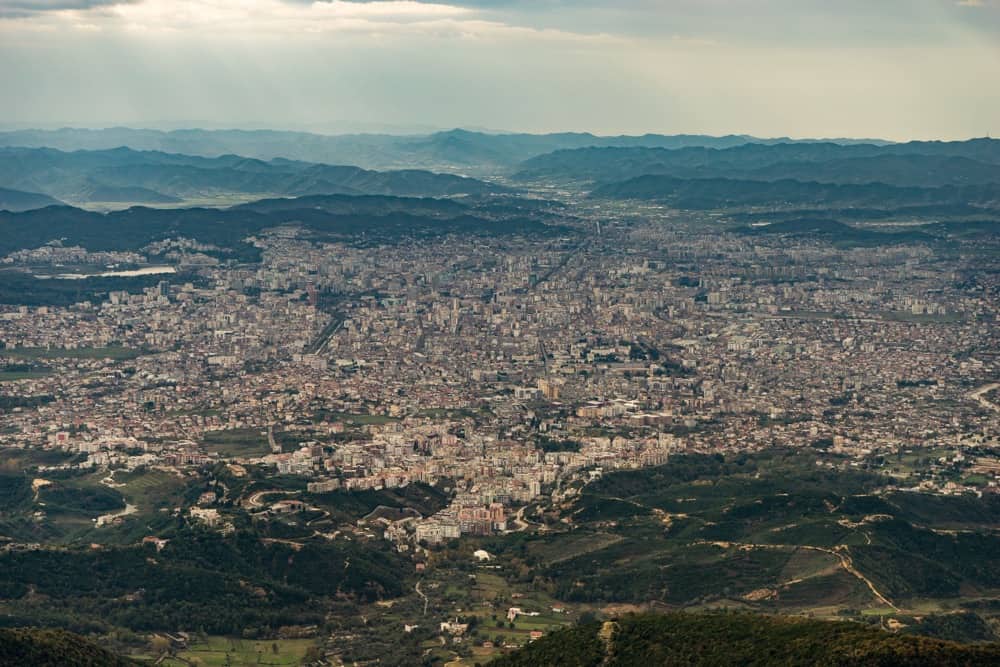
[0,628,135,666]
[491,613,1000,667]
[516,138,1000,186]
[0,146,507,207]
[0,196,569,259]
[0,187,63,213]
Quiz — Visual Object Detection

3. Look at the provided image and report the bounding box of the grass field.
[0,448,74,472]
[114,469,190,510]
[0,370,51,382]
[1,346,143,361]
[202,428,270,458]
[962,473,992,487]
[883,447,953,477]
[777,548,841,583]
[154,637,318,666]
[326,412,398,425]
[526,531,624,566]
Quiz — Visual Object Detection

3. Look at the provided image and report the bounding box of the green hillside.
[0,628,135,666]
[491,613,1000,667]
[497,451,1000,614]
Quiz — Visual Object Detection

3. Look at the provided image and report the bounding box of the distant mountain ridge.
[517,138,1000,188]
[0,187,63,212]
[590,174,1000,210]
[0,146,505,207]
[0,127,891,174]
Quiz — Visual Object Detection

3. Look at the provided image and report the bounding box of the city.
[1,185,997,663]
[2,0,1000,663]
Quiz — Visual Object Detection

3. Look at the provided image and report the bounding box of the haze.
[1,0,999,140]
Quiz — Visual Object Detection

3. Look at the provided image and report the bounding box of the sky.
[0,0,998,140]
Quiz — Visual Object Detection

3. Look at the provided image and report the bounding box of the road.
[415,580,429,616]
[267,424,279,453]
[244,488,297,510]
[969,382,1000,413]
[510,504,545,532]
[305,314,345,355]
[694,539,899,611]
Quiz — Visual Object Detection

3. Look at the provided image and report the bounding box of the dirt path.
[779,562,843,588]
[827,545,899,611]
[587,483,901,612]
[415,580,429,616]
[598,620,618,666]
[694,540,899,611]
[969,382,1000,413]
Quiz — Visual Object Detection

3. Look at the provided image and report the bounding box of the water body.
[34,266,177,280]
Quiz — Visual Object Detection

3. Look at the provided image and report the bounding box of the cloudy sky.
[0,0,998,139]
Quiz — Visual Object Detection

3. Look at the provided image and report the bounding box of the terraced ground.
[481,449,1000,622]
[490,612,1000,666]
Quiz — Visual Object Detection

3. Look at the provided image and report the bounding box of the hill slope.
[0,196,567,260]
[589,174,1000,210]
[0,146,506,206]
[0,628,134,666]
[491,613,1000,667]
[517,138,1000,187]
[0,187,63,212]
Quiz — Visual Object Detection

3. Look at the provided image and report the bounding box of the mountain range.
[0,187,63,212]
[0,128,890,175]
[0,193,569,260]
[590,175,1000,210]
[0,146,505,208]
[8,133,997,212]
[517,138,1000,187]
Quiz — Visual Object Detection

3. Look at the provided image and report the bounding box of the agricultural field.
[324,412,398,426]
[112,468,192,511]
[0,370,51,382]
[201,428,270,459]
[0,447,76,472]
[156,636,320,666]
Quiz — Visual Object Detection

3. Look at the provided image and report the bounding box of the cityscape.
[1,178,998,663]
[1,0,1000,664]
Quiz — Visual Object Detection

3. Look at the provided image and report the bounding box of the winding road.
[415,580,429,616]
[694,539,899,611]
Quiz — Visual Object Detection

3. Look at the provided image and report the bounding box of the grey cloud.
[326,0,1000,43]
[1,0,998,139]
[0,0,132,17]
